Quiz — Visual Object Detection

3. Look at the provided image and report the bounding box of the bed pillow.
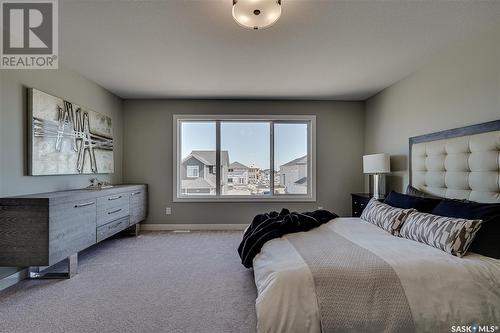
[399,211,483,257]
[384,191,441,213]
[406,185,440,199]
[360,198,415,235]
[432,199,500,259]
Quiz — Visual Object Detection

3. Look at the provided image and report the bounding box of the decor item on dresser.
[384,190,441,213]
[86,177,114,190]
[399,211,483,257]
[360,198,415,235]
[0,184,147,279]
[363,153,390,199]
[28,88,114,176]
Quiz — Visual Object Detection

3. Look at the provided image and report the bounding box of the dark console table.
[0,184,147,279]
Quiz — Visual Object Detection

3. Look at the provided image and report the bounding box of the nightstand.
[351,193,374,217]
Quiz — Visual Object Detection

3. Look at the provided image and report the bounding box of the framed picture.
[28,88,114,175]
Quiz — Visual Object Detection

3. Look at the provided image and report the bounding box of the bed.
[252,120,500,333]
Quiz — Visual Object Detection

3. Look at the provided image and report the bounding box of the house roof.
[281,155,307,167]
[181,177,215,189]
[294,177,307,185]
[229,161,248,169]
[184,150,229,166]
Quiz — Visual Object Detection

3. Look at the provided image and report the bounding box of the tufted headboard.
[410,120,500,203]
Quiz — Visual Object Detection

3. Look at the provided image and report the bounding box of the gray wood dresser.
[0,184,147,278]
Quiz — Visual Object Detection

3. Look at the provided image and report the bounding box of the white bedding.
[253,217,500,333]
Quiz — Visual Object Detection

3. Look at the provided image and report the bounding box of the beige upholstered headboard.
[410,120,500,203]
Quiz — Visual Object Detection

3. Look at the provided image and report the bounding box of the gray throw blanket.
[288,228,415,333]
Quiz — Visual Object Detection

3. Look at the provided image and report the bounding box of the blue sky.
[181,122,307,170]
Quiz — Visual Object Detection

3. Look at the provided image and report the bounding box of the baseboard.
[140,224,247,231]
[0,268,28,292]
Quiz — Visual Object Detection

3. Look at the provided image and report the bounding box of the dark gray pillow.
[406,185,440,199]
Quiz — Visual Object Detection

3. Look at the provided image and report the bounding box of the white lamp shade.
[363,153,390,174]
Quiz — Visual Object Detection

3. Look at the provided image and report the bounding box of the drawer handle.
[74,201,95,208]
[131,192,142,196]
[108,196,122,201]
[108,208,122,215]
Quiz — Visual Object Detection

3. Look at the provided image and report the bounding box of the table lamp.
[363,153,391,199]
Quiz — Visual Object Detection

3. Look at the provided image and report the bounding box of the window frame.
[173,114,316,202]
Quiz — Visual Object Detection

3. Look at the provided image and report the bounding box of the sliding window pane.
[274,123,308,195]
[180,121,216,196]
[221,122,270,196]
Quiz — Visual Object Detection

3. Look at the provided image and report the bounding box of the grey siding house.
[181,151,229,195]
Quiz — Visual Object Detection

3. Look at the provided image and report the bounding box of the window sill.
[173,195,316,203]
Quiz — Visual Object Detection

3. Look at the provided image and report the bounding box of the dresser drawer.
[97,216,130,243]
[97,205,129,227]
[96,194,130,227]
[129,190,147,225]
[49,199,97,265]
[97,193,128,211]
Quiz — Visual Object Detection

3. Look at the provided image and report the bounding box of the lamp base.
[370,174,386,200]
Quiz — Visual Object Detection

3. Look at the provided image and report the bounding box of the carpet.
[0,231,257,333]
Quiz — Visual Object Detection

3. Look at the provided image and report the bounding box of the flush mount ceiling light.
[232,0,282,30]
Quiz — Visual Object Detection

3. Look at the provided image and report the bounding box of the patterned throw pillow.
[399,211,483,257]
[360,199,416,235]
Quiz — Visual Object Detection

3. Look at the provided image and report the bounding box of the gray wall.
[364,25,500,192]
[0,66,124,197]
[123,100,365,224]
[0,66,123,280]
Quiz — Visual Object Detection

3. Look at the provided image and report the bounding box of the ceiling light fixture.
[232,0,282,30]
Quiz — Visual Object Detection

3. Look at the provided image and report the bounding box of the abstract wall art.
[28,88,114,175]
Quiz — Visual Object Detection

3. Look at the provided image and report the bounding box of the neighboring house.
[248,164,261,184]
[288,176,307,194]
[228,161,249,185]
[259,169,270,182]
[181,150,229,195]
[279,155,307,194]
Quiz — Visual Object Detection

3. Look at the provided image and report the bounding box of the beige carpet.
[0,231,257,333]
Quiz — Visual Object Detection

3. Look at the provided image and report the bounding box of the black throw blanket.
[238,208,338,268]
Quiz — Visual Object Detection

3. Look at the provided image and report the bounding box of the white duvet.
[252,218,500,333]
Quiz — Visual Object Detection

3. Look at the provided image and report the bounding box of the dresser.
[0,184,147,278]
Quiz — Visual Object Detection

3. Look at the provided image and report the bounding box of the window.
[274,123,308,195]
[221,122,270,196]
[187,166,199,178]
[179,121,216,196]
[174,115,316,201]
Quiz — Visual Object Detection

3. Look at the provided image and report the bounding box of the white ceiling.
[60,0,500,100]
